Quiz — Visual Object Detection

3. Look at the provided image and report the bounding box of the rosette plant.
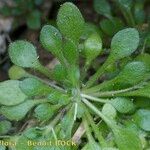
[0,2,150,150]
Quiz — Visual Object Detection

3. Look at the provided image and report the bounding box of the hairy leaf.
[9,40,39,68]
[40,25,63,60]
[110,28,139,60]
[0,80,27,106]
[0,100,38,121]
[57,2,85,42]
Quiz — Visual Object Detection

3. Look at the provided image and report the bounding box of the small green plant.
[0,2,150,150]
[0,0,43,29]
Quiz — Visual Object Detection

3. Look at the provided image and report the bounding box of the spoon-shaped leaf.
[0,100,42,121]
[19,78,52,97]
[0,120,12,135]
[110,28,139,60]
[9,40,39,68]
[83,33,102,66]
[8,65,31,80]
[0,80,27,106]
[8,40,53,79]
[86,28,139,87]
[133,109,150,131]
[57,2,85,42]
[40,25,64,62]
[86,61,147,93]
[114,61,148,87]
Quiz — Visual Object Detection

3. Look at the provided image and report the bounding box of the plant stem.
[81,94,109,103]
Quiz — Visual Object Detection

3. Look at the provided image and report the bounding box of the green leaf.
[9,40,39,68]
[100,18,124,36]
[19,78,52,97]
[110,28,139,60]
[0,80,27,106]
[102,103,117,119]
[0,120,12,135]
[0,100,38,121]
[60,105,75,139]
[63,38,78,66]
[133,109,150,131]
[110,97,135,114]
[115,61,148,87]
[85,28,140,88]
[8,65,30,80]
[57,2,85,42]
[91,61,148,92]
[83,33,102,65]
[93,0,112,18]
[34,103,60,121]
[40,25,64,61]
[27,10,41,29]
[112,127,142,150]
[53,64,67,81]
